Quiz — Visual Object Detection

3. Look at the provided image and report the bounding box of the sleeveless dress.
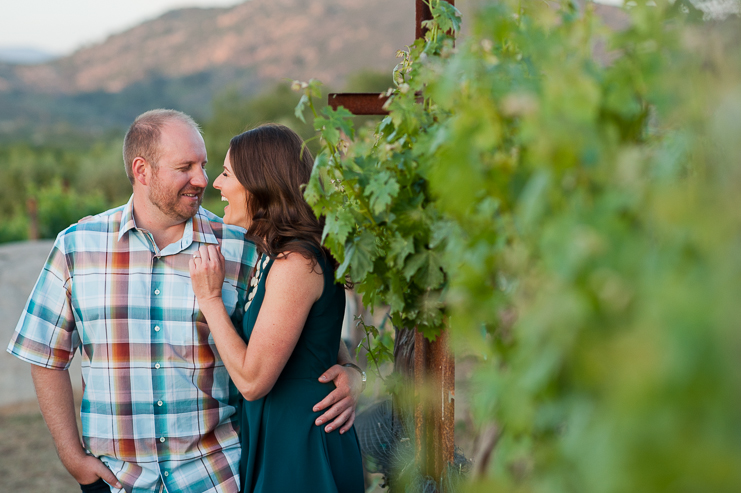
[238,252,365,493]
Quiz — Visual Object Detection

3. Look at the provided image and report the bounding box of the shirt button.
[154,326,161,332]
[164,472,169,477]
[157,400,163,406]
[155,363,161,369]
[159,437,165,443]
[154,289,161,295]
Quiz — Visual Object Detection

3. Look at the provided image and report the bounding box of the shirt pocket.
[167,279,240,348]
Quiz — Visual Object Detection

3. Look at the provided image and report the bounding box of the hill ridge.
[2,0,413,95]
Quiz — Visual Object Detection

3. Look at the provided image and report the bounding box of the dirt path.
[0,401,80,492]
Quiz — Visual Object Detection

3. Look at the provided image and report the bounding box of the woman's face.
[213,149,251,229]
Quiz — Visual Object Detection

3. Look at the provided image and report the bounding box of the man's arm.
[313,341,364,434]
[31,366,121,489]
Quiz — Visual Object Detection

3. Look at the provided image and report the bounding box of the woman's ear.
[131,157,151,187]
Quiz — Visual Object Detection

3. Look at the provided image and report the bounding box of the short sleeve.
[6,234,80,369]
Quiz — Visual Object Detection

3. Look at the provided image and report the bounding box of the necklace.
[245,253,270,311]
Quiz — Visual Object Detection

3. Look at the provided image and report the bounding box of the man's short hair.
[123,109,201,184]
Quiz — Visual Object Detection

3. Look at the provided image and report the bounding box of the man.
[7,110,362,493]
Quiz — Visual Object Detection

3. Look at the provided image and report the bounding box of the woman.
[189,124,365,493]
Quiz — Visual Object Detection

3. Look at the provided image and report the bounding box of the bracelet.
[342,363,367,393]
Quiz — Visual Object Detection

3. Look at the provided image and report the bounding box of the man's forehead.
[161,119,201,139]
[159,121,206,155]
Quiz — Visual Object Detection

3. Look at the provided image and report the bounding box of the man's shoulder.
[56,205,126,240]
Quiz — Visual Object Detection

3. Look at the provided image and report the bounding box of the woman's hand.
[189,244,226,309]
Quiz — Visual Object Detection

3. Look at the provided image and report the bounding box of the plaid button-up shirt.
[7,197,257,493]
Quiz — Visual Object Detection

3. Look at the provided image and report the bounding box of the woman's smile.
[213,149,251,229]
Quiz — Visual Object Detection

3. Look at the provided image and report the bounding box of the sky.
[0,0,244,56]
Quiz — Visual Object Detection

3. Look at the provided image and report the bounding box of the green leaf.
[335,242,354,280]
[431,0,462,33]
[323,208,355,245]
[307,78,323,98]
[314,106,356,147]
[387,275,407,313]
[388,233,416,269]
[364,170,400,214]
[294,94,309,124]
[403,249,444,288]
[350,230,379,281]
[415,290,444,334]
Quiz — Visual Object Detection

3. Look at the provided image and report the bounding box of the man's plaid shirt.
[7,197,257,493]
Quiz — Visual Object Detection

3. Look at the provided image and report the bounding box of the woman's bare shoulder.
[274,251,324,274]
[265,252,324,300]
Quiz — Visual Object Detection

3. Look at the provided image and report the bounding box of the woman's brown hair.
[228,123,336,272]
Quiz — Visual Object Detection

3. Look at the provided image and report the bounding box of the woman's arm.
[190,244,322,401]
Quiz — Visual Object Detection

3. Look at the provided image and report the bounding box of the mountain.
[0,0,415,141]
[0,47,59,65]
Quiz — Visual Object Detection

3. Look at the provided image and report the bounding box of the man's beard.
[149,169,203,222]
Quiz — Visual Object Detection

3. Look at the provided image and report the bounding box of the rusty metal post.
[329,1,455,112]
[430,329,455,475]
[415,328,455,484]
[327,93,389,115]
[416,0,435,40]
[417,0,455,40]
[326,2,459,487]
[414,329,428,466]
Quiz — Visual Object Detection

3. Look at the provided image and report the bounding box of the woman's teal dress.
[238,252,364,493]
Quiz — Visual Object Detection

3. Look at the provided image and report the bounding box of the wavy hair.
[228,124,338,274]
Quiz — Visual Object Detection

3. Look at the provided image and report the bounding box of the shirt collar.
[118,195,219,249]
[118,195,138,240]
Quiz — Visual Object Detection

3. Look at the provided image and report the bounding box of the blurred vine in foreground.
[297,0,741,491]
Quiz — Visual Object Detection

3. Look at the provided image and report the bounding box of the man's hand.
[313,364,363,434]
[62,451,121,488]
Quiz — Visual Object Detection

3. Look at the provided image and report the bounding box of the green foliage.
[33,180,109,239]
[298,0,741,491]
[0,213,28,244]
[354,314,395,381]
[296,33,455,338]
[0,139,128,241]
[344,69,394,93]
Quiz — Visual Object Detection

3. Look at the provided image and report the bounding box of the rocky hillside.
[0,0,414,140]
[6,0,413,94]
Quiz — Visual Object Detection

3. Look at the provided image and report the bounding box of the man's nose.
[191,167,208,188]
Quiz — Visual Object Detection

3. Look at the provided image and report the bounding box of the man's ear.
[131,157,151,186]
